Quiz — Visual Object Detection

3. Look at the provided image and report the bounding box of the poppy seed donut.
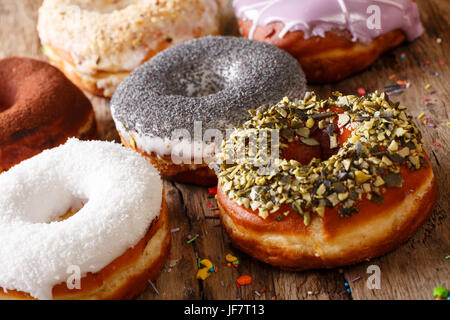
[111,36,306,185]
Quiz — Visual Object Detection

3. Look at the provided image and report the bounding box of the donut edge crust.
[0,193,170,300]
[238,20,407,83]
[119,133,218,186]
[218,168,437,270]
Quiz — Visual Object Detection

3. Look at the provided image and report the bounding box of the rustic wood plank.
[0,0,448,300]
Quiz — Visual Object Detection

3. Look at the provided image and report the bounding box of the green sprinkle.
[187,235,198,244]
[433,286,449,299]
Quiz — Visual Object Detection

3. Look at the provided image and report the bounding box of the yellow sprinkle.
[129,135,136,150]
[196,268,211,280]
[225,254,237,262]
[417,112,425,120]
[425,84,431,90]
[447,122,450,126]
[200,259,213,269]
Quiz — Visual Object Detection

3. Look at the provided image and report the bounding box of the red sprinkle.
[424,98,430,102]
[357,88,366,96]
[425,60,431,65]
[205,201,215,209]
[440,61,445,66]
[169,253,174,259]
[236,275,252,288]
[434,141,440,146]
[208,186,218,196]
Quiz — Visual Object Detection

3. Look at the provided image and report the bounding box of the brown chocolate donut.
[0,57,96,171]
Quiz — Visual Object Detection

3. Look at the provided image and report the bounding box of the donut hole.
[0,86,16,112]
[51,198,87,223]
[71,0,139,13]
[160,65,226,98]
[281,131,339,165]
[19,190,88,224]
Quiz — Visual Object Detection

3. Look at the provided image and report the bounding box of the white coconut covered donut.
[0,139,170,300]
[37,0,220,97]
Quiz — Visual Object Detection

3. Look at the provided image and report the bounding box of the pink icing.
[233,0,424,44]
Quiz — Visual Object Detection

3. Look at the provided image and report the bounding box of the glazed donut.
[233,0,424,83]
[0,139,170,300]
[111,36,307,186]
[37,0,220,97]
[0,57,96,172]
[213,92,437,270]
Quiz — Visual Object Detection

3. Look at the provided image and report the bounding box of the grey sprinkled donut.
[110,36,306,185]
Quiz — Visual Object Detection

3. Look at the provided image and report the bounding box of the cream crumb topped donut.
[0,139,170,300]
[37,0,220,97]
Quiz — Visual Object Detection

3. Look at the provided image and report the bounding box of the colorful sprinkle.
[148,280,160,296]
[417,113,425,120]
[433,286,449,299]
[434,141,440,147]
[425,84,432,90]
[440,61,445,67]
[400,53,406,60]
[436,38,442,44]
[226,253,238,262]
[357,87,366,96]
[170,227,180,233]
[208,186,218,195]
[205,201,216,209]
[196,268,211,280]
[236,275,252,287]
[186,235,199,244]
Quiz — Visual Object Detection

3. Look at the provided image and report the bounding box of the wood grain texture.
[0,0,448,300]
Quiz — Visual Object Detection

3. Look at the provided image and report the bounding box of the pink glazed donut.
[233,0,424,82]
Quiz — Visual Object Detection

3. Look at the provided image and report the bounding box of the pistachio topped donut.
[111,36,306,185]
[38,0,220,97]
[213,92,437,269]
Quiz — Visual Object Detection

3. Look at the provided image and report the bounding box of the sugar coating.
[110,36,306,156]
[38,0,219,74]
[0,139,162,300]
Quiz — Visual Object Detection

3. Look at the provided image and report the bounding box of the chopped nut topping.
[213,92,425,225]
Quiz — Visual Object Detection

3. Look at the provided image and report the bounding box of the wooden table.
[0,0,448,300]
